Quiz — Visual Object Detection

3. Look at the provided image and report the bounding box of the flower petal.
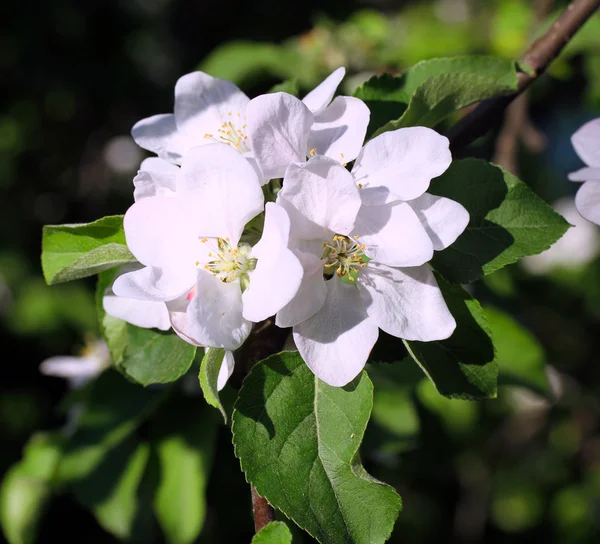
[246,93,313,180]
[359,262,455,341]
[131,114,178,161]
[351,127,452,201]
[112,266,194,302]
[186,270,251,350]
[308,96,370,163]
[133,158,178,201]
[174,71,249,141]
[167,294,205,347]
[176,143,263,243]
[217,351,235,391]
[354,202,434,266]
[571,118,600,167]
[568,166,600,182]
[408,193,469,251]
[275,249,326,328]
[242,203,303,322]
[293,278,379,387]
[103,293,171,330]
[278,156,361,239]
[575,180,600,225]
[302,67,345,115]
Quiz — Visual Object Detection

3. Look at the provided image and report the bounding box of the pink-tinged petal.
[167,294,205,347]
[186,270,251,351]
[103,293,171,330]
[217,351,235,391]
[176,143,263,244]
[131,114,178,161]
[133,158,178,201]
[408,193,469,251]
[174,71,250,142]
[575,180,600,226]
[293,278,379,386]
[278,156,361,239]
[246,93,313,180]
[571,118,600,167]
[242,203,303,322]
[359,262,455,341]
[302,67,345,115]
[351,127,452,201]
[568,166,600,182]
[354,202,433,266]
[276,249,326,328]
[309,96,370,163]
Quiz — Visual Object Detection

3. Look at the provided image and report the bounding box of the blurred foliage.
[2,0,600,542]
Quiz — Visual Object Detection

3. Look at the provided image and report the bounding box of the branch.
[251,486,276,532]
[446,0,600,152]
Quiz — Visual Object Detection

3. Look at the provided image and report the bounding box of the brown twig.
[251,486,275,532]
[447,0,600,152]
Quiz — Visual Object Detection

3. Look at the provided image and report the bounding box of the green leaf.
[41,216,136,285]
[404,277,498,400]
[96,270,197,386]
[57,370,166,484]
[73,438,151,540]
[269,79,299,96]
[430,159,570,284]
[199,348,227,423]
[354,56,518,135]
[233,351,401,544]
[484,305,550,396]
[0,433,63,544]
[252,521,293,544]
[153,397,218,544]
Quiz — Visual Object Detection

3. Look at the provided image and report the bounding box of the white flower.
[522,197,599,274]
[40,339,110,389]
[246,67,370,180]
[275,152,468,386]
[569,118,600,225]
[131,67,361,184]
[112,143,302,352]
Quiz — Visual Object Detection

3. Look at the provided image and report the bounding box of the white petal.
[359,262,455,341]
[217,351,235,391]
[103,293,171,330]
[246,93,313,180]
[302,67,346,115]
[133,158,178,201]
[278,156,361,239]
[571,118,600,167]
[40,351,107,387]
[308,96,369,163]
[576,180,600,225]
[293,278,379,387]
[131,114,178,161]
[354,202,433,266]
[176,144,263,244]
[408,193,470,251]
[167,294,205,347]
[112,266,194,302]
[276,249,327,328]
[351,127,452,201]
[568,166,600,182]
[186,270,251,350]
[174,71,250,141]
[242,203,303,322]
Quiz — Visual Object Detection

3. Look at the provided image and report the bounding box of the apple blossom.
[569,117,600,225]
[275,154,469,386]
[112,143,302,352]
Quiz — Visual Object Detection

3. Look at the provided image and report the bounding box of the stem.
[446,0,600,152]
[251,486,275,532]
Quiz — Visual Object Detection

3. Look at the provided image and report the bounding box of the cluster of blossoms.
[570,118,600,227]
[102,68,470,388]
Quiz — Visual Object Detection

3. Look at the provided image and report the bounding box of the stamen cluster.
[202,237,256,288]
[322,235,367,281]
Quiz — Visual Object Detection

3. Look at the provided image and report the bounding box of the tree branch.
[251,486,275,532]
[446,0,600,152]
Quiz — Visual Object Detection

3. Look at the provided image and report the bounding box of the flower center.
[200,237,256,289]
[204,112,250,153]
[321,235,367,283]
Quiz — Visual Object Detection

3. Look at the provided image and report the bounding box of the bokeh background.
[2,0,600,542]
